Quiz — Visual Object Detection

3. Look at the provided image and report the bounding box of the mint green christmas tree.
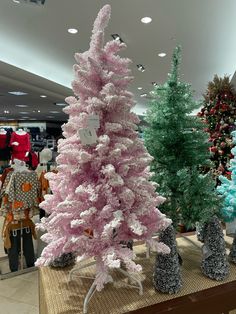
[217,130,236,264]
[217,130,236,222]
[144,46,221,229]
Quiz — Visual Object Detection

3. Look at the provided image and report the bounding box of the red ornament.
[212,132,220,138]
[220,104,229,112]
[210,146,218,153]
[220,142,226,148]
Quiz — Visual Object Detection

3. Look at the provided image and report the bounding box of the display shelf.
[39,234,236,314]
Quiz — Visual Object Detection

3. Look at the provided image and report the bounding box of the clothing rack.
[0,168,40,279]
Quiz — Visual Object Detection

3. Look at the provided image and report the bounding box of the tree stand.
[146,242,151,258]
[68,260,143,314]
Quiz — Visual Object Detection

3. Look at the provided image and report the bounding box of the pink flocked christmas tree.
[36,4,171,291]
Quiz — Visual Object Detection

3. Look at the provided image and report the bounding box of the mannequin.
[10,129,30,161]
[15,128,26,135]
[36,148,53,175]
[40,148,53,164]
[0,128,6,135]
[12,159,29,172]
[36,148,53,220]
[0,128,11,165]
[0,159,38,272]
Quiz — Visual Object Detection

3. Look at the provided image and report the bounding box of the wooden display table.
[39,234,236,314]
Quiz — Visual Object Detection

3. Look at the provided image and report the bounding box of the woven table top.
[39,234,236,314]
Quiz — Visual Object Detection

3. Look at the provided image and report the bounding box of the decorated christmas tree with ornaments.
[198,75,236,175]
[36,5,171,291]
[144,46,221,229]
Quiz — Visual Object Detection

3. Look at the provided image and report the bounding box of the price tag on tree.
[87,114,100,129]
[78,128,98,145]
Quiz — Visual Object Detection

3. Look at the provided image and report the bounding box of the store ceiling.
[0,61,70,121]
[0,0,236,120]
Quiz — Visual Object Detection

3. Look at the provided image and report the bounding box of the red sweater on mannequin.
[10,131,31,161]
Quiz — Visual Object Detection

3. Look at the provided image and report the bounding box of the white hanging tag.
[78,128,98,145]
[87,114,100,129]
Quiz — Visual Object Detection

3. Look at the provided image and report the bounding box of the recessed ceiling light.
[16,104,28,107]
[13,0,20,3]
[55,103,66,106]
[111,34,124,43]
[138,87,143,90]
[19,112,29,114]
[140,93,147,98]
[137,64,145,72]
[4,110,10,114]
[49,111,60,113]
[40,95,47,98]
[37,110,41,113]
[141,17,152,24]
[158,52,166,58]
[8,91,28,96]
[68,28,78,34]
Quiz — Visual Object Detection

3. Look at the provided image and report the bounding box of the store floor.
[0,270,39,314]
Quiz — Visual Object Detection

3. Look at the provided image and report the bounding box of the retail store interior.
[1,0,236,313]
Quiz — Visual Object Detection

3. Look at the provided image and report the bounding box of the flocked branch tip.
[92,4,111,34]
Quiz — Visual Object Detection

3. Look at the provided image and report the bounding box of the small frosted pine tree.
[153,225,182,294]
[201,216,229,280]
[229,234,236,264]
[50,253,76,268]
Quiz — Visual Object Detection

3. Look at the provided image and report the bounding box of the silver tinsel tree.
[196,221,208,243]
[50,252,76,268]
[153,225,182,294]
[229,234,236,264]
[201,216,229,280]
